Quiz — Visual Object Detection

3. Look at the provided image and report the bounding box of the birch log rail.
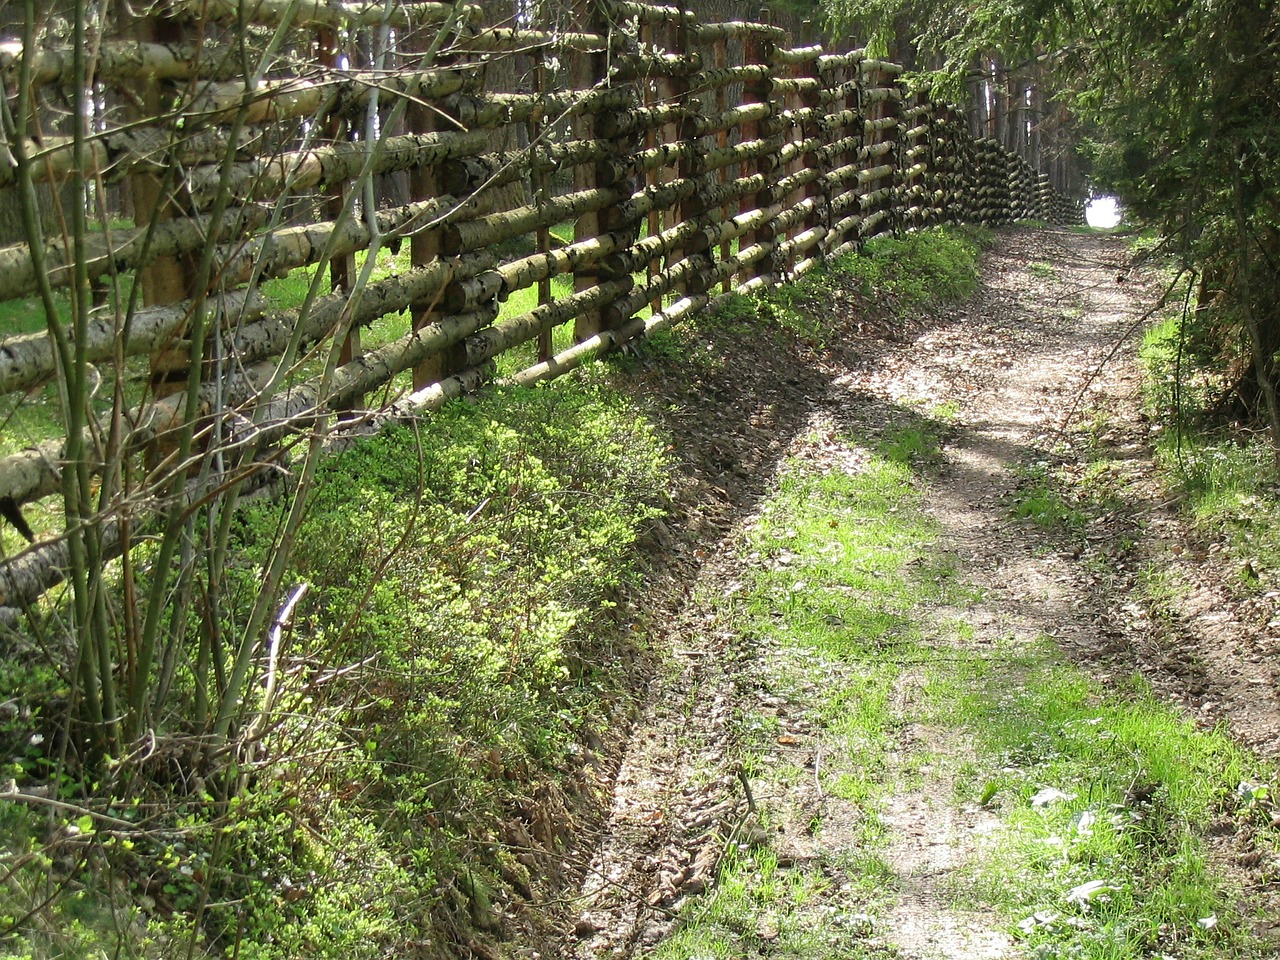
[0,0,1084,623]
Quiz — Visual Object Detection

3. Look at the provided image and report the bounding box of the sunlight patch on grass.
[927,641,1280,959]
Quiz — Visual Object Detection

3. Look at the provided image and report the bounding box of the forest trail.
[548,227,1280,959]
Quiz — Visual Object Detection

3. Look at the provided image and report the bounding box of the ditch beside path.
[553,227,1280,959]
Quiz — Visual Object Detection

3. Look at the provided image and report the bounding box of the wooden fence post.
[672,8,709,297]
[570,1,610,342]
[794,47,826,275]
[318,26,362,415]
[857,58,903,242]
[713,36,732,293]
[740,16,779,287]
[409,11,461,391]
[531,49,554,362]
[816,50,865,258]
[130,7,198,401]
[899,91,931,231]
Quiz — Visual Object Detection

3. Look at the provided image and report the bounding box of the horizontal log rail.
[818,51,868,72]
[447,27,612,53]
[692,65,773,91]
[0,40,243,87]
[0,205,268,300]
[186,130,490,204]
[770,45,825,66]
[688,21,787,42]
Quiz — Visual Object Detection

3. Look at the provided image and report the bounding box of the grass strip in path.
[656,416,1280,960]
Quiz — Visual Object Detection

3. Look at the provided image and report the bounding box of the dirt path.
[551,227,1280,958]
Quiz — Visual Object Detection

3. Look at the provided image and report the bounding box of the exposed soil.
[527,226,1280,958]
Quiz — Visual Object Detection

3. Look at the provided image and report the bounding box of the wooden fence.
[0,1,1083,621]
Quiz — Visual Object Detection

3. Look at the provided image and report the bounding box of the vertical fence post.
[796,48,825,274]
[818,52,864,257]
[640,18,662,315]
[901,90,931,231]
[712,37,732,292]
[672,9,703,296]
[131,8,197,402]
[318,26,363,415]
[409,10,460,390]
[858,59,903,241]
[741,16,779,287]
[570,2,609,342]
[532,49,553,361]
[647,12,683,317]
[773,33,796,279]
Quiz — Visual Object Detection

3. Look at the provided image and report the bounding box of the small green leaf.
[75,814,94,834]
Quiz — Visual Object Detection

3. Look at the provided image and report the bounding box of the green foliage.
[1010,462,1087,534]
[877,423,945,465]
[834,225,990,312]
[705,225,989,346]
[194,382,667,954]
[2,377,668,959]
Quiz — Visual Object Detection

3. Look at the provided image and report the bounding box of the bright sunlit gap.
[1086,195,1122,228]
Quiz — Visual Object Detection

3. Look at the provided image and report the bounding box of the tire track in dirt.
[550,226,1280,957]
[839,226,1149,959]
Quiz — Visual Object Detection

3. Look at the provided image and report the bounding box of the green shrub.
[834,225,991,310]
[1,376,668,960]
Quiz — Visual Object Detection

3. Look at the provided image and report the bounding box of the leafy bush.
[207,380,668,954]
[835,225,991,310]
[1,377,668,959]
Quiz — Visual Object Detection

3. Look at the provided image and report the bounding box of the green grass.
[1028,260,1059,280]
[1010,461,1089,534]
[1068,223,1126,236]
[932,643,1277,959]
[696,225,991,354]
[656,846,896,959]
[660,419,969,959]
[835,225,992,311]
[666,417,1280,959]
[1141,313,1280,585]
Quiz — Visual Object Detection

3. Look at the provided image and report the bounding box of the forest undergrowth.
[632,225,1280,960]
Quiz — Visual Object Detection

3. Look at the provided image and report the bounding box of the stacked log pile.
[0,0,1085,615]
